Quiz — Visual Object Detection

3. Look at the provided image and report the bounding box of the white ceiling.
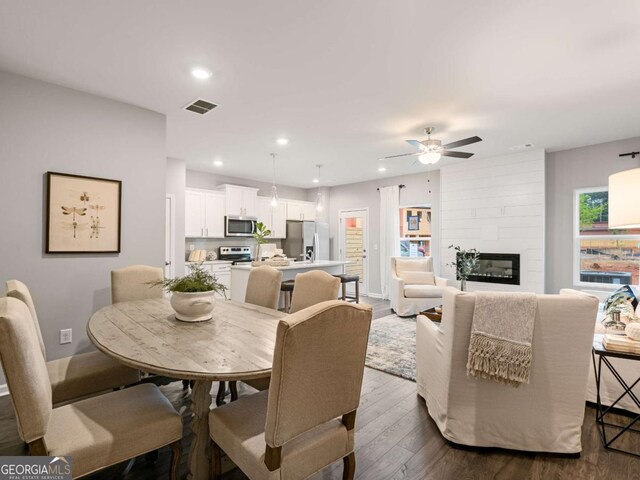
[1,1,640,187]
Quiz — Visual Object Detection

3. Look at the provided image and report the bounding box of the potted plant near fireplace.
[447,245,480,291]
[151,264,227,322]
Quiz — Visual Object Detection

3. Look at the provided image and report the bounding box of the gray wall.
[327,171,441,295]
[0,71,167,382]
[546,136,640,293]
[166,158,186,276]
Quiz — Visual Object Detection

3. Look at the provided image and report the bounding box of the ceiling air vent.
[183,98,218,115]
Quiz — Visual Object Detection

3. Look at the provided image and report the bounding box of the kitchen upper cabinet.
[257,196,287,238]
[185,189,224,238]
[286,200,317,221]
[185,190,204,237]
[218,185,258,217]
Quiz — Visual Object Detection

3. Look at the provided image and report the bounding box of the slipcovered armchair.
[416,287,599,454]
[389,257,447,317]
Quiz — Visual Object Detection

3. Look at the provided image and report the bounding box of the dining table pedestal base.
[188,379,213,480]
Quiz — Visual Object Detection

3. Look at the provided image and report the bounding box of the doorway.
[339,209,369,296]
[165,194,175,279]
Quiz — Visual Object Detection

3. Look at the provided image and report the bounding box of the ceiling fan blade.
[405,139,425,150]
[443,136,482,149]
[379,152,421,160]
[442,150,474,159]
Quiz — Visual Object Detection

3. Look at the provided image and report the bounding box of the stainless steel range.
[219,246,253,265]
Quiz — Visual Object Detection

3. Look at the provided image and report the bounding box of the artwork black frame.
[407,215,420,231]
[46,171,122,254]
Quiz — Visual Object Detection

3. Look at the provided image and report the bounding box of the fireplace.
[457,252,521,285]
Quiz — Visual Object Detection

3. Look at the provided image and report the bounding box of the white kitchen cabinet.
[218,184,259,218]
[256,196,287,238]
[286,200,317,221]
[185,189,225,238]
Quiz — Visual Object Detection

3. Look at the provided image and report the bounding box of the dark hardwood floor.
[1,297,638,479]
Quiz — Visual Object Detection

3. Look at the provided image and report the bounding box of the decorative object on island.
[447,245,480,291]
[252,221,272,261]
[46,171,121,253]
[151,264,227,322]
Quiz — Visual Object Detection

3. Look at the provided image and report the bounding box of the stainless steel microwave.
[225,216,257,237]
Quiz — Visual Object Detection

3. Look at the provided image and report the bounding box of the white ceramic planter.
[170,291,216,322]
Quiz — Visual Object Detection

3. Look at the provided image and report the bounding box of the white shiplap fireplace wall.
[439,149,545,293]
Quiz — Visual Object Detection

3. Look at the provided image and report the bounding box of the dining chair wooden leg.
[216,381,226,406]
[343,452,356,480]
[355,280,360,304]
[182,380,190,390]
[229,380,238,401]
[169,440,182,480]
[341,282,347,301]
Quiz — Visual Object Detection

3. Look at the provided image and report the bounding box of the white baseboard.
[0,383,8,397]
[365,292,384,299]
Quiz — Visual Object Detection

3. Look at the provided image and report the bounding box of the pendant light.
[269,153,279,207]
[315,164,324,212]
[609,152,640,229]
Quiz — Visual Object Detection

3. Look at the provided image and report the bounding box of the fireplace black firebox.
[457,252,520,285]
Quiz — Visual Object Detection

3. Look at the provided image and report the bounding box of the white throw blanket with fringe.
[467,291,537,387]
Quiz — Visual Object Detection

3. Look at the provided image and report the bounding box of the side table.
[592,334,640,457]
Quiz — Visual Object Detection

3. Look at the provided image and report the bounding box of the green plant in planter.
[253,221,272,259]
[150,264,227,297]
[447,245,480,291]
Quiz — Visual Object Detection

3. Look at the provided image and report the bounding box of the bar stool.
[280,280,295,313]
[334,274,360,303]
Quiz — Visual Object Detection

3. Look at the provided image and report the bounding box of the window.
[574,187,640,287]
[399,205,431,257]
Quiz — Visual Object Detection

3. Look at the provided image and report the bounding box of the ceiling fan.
[380,127,482,165]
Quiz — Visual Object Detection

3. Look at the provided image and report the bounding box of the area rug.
[366,314,416,381]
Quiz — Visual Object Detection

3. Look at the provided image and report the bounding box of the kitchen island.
[230,260,350,304]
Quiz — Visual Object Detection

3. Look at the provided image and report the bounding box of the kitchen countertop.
[185,260,232,265]
[230,260,349,271]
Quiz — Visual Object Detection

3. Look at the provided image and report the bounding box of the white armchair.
[389,256,447,317]
[416,287,599,454]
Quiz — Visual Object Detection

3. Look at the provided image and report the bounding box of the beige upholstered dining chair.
[6,280,140,404]
[245,265,283,310]
[209,300,372,480]
[0,297,183,479]
[111,264,164,303]
[289,270,341,313]
[224,266,283,398]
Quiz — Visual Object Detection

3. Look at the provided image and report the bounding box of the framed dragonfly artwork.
[46,172,122,253]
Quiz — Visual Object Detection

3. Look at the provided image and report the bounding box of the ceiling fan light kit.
[380,127,482,165]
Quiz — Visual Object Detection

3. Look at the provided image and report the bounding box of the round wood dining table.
[87,297,285,480]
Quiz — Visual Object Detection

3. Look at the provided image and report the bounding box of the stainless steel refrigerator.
[282,221,330,261]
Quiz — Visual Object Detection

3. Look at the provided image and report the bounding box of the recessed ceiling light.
[312,178,319,184]
[277,138,289,146]
[378,166,387,172]
[191,68,212,80]
[213,160,223,167]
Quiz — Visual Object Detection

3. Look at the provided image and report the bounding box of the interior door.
[165,195,175,279]
[339,209,369,296]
